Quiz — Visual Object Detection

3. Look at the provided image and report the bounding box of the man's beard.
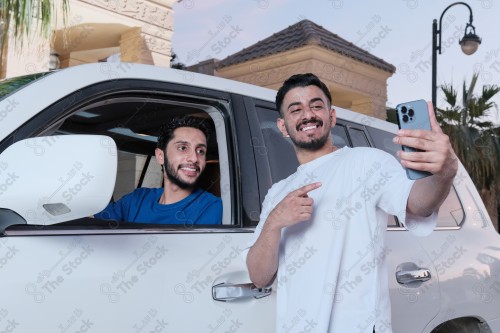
[164,160,201,190]
[287,117,330,151]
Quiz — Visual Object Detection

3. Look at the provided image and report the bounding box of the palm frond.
[0,0,68,48]
[474,121,495,129]
[440,73,500,194]
[441,83,457,108]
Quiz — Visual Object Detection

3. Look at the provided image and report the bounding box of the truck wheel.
[432,318,485,333]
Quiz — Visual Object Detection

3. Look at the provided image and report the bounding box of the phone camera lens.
[408,108,415,117]
[401,106,407,114]
[402,115,409,122]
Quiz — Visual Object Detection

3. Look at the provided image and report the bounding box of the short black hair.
[275,73,332,116]
[157,115,211,150]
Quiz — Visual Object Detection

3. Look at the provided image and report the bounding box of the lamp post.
[432,2,482,108]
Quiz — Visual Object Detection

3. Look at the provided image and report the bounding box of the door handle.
[396,262,431,284]
[212,282,272,302]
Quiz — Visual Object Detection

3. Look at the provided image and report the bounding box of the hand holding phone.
[396,99,432,180]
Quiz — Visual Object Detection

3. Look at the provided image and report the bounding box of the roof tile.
[217,19,395,73]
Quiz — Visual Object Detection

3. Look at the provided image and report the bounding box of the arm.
[393,102,458,217]
[246,182,321,288]
[246,216,282,288]
[407,171,455,217]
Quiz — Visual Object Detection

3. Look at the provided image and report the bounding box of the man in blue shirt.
[95,116,222,226]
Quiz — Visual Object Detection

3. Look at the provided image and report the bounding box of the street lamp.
[432,2,482,108]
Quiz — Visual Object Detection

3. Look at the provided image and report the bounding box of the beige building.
[188,20,396,119]
[1,0,177,79]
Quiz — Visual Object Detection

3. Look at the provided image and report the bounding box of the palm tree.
[437,73,500,228]
[1,0,68,42]
[170,51,186,70]
[0,0,68,74]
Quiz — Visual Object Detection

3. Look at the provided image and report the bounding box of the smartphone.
[395,99,432,180]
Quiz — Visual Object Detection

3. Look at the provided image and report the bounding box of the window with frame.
[34,92,233,228]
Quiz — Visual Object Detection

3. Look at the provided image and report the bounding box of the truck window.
[332,124,349,148]
[254,105,299,183]
[347,127,370,147]
[55,95,230,226]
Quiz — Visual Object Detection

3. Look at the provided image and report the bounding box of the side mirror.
[0,135,117,227]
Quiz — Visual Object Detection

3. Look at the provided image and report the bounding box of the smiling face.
[155,126,207,189]
[277,85,336,152]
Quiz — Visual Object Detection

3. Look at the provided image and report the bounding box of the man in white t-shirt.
[245,73,458,333]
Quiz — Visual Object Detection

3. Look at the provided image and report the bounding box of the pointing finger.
[294,182,322,197]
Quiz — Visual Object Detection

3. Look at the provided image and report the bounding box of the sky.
[171,0,500,123]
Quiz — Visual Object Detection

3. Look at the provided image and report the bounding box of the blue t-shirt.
[95,188,222,225]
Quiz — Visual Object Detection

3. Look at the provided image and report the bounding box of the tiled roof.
[217,19,395,73]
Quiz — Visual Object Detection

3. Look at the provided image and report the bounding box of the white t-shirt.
[246,147,436,333]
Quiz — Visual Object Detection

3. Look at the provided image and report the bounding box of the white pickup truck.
[0,63,498,332]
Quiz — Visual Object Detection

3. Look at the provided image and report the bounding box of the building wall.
[210,46,393,119]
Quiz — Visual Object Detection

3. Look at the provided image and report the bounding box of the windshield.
[0,71,55,101]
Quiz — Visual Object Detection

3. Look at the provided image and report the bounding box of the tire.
[432,318,485,333]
